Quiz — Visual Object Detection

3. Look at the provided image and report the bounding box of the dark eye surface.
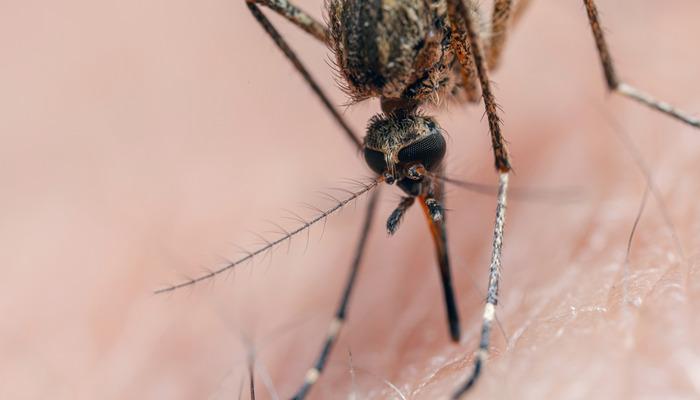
[364,148,387,174]
[397,132,446,171]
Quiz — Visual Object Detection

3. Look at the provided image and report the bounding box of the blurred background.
[1,1,699,399]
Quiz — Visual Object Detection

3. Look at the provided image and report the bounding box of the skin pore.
[0,1,698,399]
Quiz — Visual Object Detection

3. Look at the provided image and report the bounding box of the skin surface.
[1,1,699,399]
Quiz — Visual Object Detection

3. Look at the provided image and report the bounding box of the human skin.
[1,1,699,399]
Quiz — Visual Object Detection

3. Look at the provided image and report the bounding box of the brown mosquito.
[157,0,699,398]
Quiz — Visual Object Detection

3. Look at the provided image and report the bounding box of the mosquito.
[157,0,699,398]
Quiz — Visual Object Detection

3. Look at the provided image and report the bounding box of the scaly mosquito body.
[159,0,700,398]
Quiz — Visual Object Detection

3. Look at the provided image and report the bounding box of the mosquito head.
[363,112,446,194]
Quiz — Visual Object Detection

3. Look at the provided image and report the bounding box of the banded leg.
[291,189,380,400]
[582,0,700,128]
[246,3,362,148]
[452,173,509,399]
[447,0,512,396]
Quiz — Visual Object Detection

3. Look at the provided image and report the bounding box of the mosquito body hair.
[154,177,381,294]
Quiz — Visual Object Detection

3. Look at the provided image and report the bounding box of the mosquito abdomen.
[327,0,448,102]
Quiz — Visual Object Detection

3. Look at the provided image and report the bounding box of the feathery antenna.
[154,177,381,294]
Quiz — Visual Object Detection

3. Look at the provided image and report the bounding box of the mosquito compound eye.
[397,132,446,171]
[364,148,388,174]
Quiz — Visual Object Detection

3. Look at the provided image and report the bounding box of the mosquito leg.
[420,188,461,342]
[448,0,511,172]
[449,13,481,102]
[246,4,362,148]
[424,197,444,222]
[582,0,699,128]
[487,0,534,70]
[387,196,415,235]
[247,0,328,43]
[447,0,512,396]
[291,189,380,400]
[452,173,509,399]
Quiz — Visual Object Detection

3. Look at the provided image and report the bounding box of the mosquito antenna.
[281,209,312,253]
[229,244,256,279]
[316,190,347,214]
[338,177,372,190]
[230,243,255,259]
[435,173,582,203]
[154,177,381,294]
[248,230,275,267]
[329,186,362,210]
[264,220,294,254]
[329,186,360,198]
[299,202,330,240]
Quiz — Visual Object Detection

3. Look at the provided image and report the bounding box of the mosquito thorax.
[363,112,446,194]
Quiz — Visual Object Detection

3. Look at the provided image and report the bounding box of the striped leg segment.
[582,0,699,128]
[452,172,509,399]
[291,189,380,400]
